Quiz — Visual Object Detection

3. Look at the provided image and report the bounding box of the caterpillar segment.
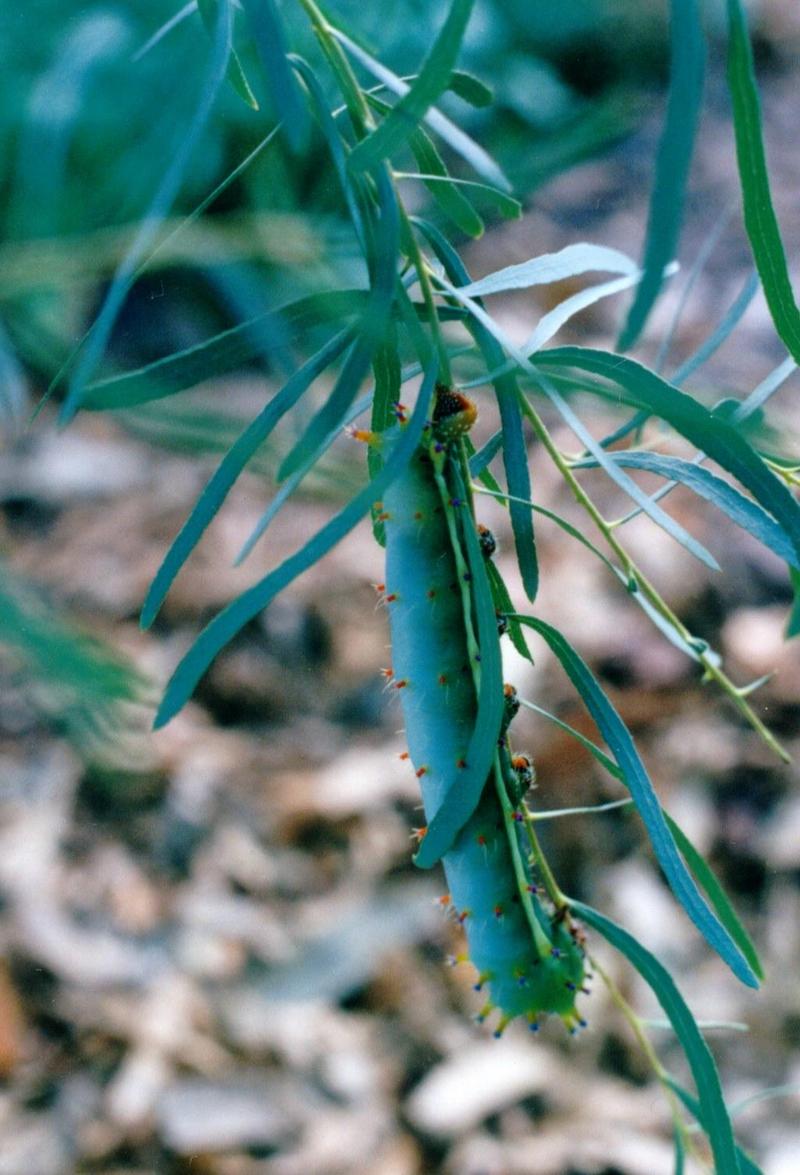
[376,386,586,1034]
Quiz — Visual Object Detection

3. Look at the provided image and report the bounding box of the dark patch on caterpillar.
[477,524,496,559]
[432,384,478,440]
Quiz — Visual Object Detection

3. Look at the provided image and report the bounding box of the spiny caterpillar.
[366,386,586,1036]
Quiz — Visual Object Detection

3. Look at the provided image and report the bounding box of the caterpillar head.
[432,385,477,440]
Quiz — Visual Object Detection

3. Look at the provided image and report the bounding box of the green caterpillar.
[373,387,586,1036]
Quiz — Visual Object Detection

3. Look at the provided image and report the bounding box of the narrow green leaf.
[572,902,741,1175]
[518,697,623,780]
[278,168,399,482]
[668,1081,762,1175]
[197,0,259,108]
[671,270,759,386]
[448,70,492,108]
[663,810,763,981]
[726,0,800,362]
[618,0,705,349]
[141,330,353,629]
[414,459,505,867]
[292,55,367,248]
[455,243,638,298]
[408,129,484,237]
[468,429,502,477]
[133,2,197,63]
[332,28,511,192]
[536,347,800,567]
[242,0,308,151]
[59,0,233,423]
[364,91,483,238]
[154,361,438,728]
[576,450,800,569]
[235,388,373,566]
[513,615,759,989]
[349,0,475,173]
[788,568,800,639]
[537,375,720,571]
[486,560,532,663]
[415,219,539,600]
[84,290,365,410]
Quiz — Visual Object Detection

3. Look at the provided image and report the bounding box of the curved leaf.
[242,0,308,150]
[512,615,759,989]
[455,242,638,298]
[153,360,438,728]
[536,347,800,567]
[571,901,740,1174]
[141,329,353,628]
[668,1082,762,1174]
[726,0,800,362]
[618,0,705,349]
[576,449,800,569]
[332,28,510,192]
[84,290,365,410]
[663,811,763,981]
[349,0,475,174]
[59,0,233,423]
[278,167,400,482]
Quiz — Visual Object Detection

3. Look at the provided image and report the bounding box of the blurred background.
[1,1,800,1171]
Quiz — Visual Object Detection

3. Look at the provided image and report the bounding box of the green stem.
[518,394,791,764]
[589,953,710,1172]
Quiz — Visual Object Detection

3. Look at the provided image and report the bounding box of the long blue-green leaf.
[332,28,510,192]
[448,69,492,108]
[736,356,797,421]
[536,347,800,566]
[349,0,474,173]
[154,361,438,728]
[671,268,759,386]
[536,375,720,570]
[518,697,623,781]
[242,0,308,150]
[292,55,366,250]
[0,319,27,432]
[415,218,538,599]
[405,135,484,235]
[133,1,197,62]
[668,1082,762,1175]
[33,124,283,422]
[663,811,763,981]
[618,0,705,349]
[485,560,532,664]
[469,429,502,476]
[787,568,800,639]
[572,902,740,1173]
[434,273,720,570]
[277,168,399,482]
[514,616,759,989]
[455,243,638,298]
[363,90,484,237]
[726,0,800,362]
[522,271,643,356]
[414,459,505,867]
[576,450,800,569]
[59,0,233,423]
[84,290,365,410]
[198,0,259,108]
[141,329,353,628]
[236,388,373,565]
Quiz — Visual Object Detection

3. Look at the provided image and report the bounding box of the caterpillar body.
[378,388,586,1034]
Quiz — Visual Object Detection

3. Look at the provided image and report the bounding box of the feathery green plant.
[34,0,800,1169]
